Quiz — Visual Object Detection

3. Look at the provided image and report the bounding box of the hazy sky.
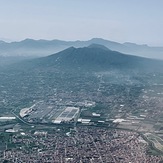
[0,0,163,46]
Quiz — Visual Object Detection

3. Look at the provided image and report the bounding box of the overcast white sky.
[0,0,163,46]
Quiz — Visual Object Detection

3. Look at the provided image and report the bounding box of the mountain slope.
[16,44,161,73]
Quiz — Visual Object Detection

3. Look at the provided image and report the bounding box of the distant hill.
[14,44,162,73]
[0,38,163,59]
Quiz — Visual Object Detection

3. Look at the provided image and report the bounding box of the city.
[1,127,162,162]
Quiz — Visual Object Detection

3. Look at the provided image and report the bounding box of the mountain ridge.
[3,44,163,74]
[0,38,163,59]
